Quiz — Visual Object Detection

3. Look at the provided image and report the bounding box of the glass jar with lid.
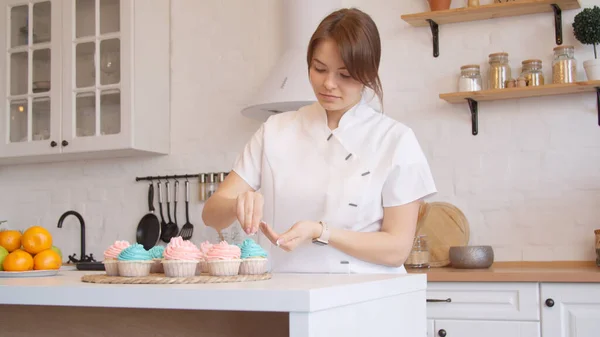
[552,45,577,84]
[457,64,482,92]
[405,235,430,269]
[520,59,544,86]
[488,52,511,89]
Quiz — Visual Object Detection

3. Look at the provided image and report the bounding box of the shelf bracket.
[427,19,439,58]
[596,87,600,127]
[551,4,563,45]
[467,98,478,136]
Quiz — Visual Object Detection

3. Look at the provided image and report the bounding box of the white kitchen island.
[0,270,426,337]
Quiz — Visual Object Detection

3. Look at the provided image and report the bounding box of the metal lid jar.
[520,59,544,86]
[552,45,577,84]
[458,64,482,92]
[488,52,511,89]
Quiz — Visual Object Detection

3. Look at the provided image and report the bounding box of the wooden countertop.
[407,261,600,283]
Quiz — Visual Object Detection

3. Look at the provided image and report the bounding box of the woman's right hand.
[235,191,264,235]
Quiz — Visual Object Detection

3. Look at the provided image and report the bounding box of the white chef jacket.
[233,97,437,274]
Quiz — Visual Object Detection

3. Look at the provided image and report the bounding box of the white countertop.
[0,270,426,313]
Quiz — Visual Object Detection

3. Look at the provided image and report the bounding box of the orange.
[0,230,22,252]
[33,249,61,270]
[21,226,52,255]
[2,249,34,271]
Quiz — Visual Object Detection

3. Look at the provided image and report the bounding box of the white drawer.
[426,282,540,321]
[433,319,540,337]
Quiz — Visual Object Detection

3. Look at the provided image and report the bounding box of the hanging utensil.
[162,180,179,241]
[135,182,160,250]
[179,179,194,240]
[157,181,169,243]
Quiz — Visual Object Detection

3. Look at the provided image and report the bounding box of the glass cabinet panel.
[32,2,51,44]
[9,100,28,143]
[72,0,121,138]
[32,97,50,141]
[33,48,50,93]
[10,5,27,48]
[10,52,27,95]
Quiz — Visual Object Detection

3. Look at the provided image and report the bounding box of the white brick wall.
[1,0,599,263]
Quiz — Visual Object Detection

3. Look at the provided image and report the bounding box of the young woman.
[202,8,436,274]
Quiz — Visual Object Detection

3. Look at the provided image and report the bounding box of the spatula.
[179,180,194,240]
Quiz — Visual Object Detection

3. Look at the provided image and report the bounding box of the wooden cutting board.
[416,201,470,267]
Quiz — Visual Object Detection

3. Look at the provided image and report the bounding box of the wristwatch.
[312,221,330,246]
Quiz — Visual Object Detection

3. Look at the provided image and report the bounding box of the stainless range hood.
[241,0,342,122]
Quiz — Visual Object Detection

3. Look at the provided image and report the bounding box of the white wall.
[1,0,599,263]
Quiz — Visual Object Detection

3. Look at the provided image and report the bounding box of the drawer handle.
[427,298,452,303]
[438,329,447,337]
[545,298,555,307]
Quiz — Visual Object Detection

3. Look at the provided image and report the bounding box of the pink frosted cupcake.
[196,241,213,275]
[161,236,201,277]
[103,240,130,276]
[206,241,242,276]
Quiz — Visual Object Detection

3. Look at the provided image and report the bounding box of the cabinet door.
[434,319,540,337]
[541,283,600,337]
[61,0,130,153]
[0,0,61,159]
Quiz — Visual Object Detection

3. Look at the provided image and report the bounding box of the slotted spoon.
[179,179,194,240]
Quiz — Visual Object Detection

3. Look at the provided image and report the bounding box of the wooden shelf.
[401,0,580,27]
[400,0,581,57]
[439,81,600,135]
[440,81,600,103]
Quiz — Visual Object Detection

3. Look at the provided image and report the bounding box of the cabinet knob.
[545,298,555,307]
[438,329,447,337]
[61,140,69,147]
[50,141,57,147]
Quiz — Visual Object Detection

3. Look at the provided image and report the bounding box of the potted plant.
[573,6,600,80]
[428,0,451,11]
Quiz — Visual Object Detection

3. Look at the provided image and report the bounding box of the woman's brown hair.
[307,8,383,107]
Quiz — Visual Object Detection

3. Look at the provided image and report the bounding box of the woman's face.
[309,38,364,114]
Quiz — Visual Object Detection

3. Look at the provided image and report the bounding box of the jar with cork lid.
[520,59,545,86]
[488,52,511,89]
[552,45,577,84]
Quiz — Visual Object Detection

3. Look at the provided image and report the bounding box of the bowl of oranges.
[0,224,62,277]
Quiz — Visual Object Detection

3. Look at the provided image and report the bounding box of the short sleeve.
[232,124,264,191]
[381,129,437,207]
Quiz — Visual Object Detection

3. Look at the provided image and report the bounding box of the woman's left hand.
[260,221,321,252]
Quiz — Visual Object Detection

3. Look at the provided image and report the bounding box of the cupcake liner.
[117,260,154,277]
[103,259,119,276]
[162,260,199,277]
[207,259,242,276]
[239,258,268,275]
[150,258,164,274]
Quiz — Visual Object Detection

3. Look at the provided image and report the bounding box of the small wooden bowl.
[449,246,494,269]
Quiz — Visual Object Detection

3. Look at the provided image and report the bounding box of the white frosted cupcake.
[196,241,213,275]
[161,236,201,277]
[238,238,268,275]
[206,241,242,276]
[103,240,130,276]
[117,243,154,277]
[148,245,165,273]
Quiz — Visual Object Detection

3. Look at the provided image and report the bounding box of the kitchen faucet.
[57,210,96,263]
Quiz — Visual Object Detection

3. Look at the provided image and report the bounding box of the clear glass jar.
[520,59,544,86]
[488,52,511,89]
[405,235,430,269]
[552,45,577,84]
[458,64,482,92]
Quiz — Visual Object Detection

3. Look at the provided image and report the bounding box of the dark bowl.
[449,245,494,269]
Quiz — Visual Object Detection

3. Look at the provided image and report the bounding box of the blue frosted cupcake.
[238,239,268,275]
[117,243,154,277]
[148,245,165,273]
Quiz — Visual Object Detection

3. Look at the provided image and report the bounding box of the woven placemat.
[81,273,272,284]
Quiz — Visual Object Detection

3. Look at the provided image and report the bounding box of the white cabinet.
[0,0,169,165]
[540,283,600,337]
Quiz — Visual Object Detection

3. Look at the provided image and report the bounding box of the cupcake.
[103,240,130,276]
[148,245,165,273]
[117,243,154,277]
[238,238,268,275]
[196,241,213,275]
[206,241,242,276]
[161,236,201,277]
